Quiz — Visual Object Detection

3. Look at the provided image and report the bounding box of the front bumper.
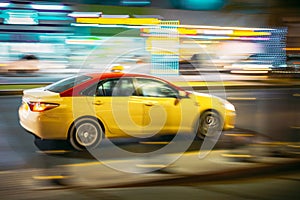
[223,110,236,130]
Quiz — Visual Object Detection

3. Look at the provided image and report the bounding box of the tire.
[69,117,104,151]
[196,111,223,139]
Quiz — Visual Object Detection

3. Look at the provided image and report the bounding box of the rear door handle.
[93,100,103,105]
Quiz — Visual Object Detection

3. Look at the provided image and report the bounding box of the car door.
[135,78,198,136]
[85,78,144,137]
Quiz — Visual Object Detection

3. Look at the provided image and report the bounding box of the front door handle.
[144,101,157,106]
[93,100,103,105]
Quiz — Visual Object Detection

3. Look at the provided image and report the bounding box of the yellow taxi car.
[19,69,236,150]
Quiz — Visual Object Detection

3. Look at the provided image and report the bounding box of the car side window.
[46,75,92,93]
[96,78,136,97]
[136,78,178,98]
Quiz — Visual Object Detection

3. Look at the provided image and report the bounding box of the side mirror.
[174,91,188,105]
[178,91,188,98]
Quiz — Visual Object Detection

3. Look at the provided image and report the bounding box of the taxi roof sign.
[111,65,124,72]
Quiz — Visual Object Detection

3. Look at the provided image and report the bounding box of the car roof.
[60,72,184,97]
[85,72,161,80]
[84,72,184,91]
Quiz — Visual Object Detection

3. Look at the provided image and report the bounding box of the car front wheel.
[196,111,223,139]
[69,117,103,151]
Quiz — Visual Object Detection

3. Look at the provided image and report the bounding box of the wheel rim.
[204,115,218,128]
[199,112,220,137]
[75,122,99,147]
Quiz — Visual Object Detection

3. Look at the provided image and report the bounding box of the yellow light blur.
[142,28,197,35]
[76,17,161,25]
[136,164,168,168]
[232,30,271,36]
[33,175,72,180]
[221,154,254,158]
[177,28,197,35]
[284,47,300,51]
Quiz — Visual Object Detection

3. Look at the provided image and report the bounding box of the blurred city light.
[170,0,226,10]
[0,2,10,7]
[0,1,300,199]
[68,12,102,18]
[120,0,151,6]
[30,4,66,10]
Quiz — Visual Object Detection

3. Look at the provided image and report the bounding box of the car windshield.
[45,75,92,93]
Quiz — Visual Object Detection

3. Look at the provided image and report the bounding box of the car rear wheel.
[69,118,103,151]
[196,111,222,139]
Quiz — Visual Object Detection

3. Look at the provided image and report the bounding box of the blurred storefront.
[0,1,88,70]
[0,0,294,74]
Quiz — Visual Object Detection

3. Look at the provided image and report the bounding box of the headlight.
[219,98,235,111]
[224,101,235,111]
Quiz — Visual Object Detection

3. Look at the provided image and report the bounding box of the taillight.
[28,102,59,112]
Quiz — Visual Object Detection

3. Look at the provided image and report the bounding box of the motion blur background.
[0,0,299,74]
[1,1,300,199]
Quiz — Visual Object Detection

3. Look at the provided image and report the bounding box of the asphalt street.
[0,76,300,199]
[0,87,299,170]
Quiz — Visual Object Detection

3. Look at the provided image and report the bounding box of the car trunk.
[22,87,62,103]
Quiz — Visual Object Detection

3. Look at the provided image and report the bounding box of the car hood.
[188,91,234,111]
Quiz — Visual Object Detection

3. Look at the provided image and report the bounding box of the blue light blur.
[171,0,226,10]
[121,0,151,6]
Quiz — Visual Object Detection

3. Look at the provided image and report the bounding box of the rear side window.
[97,78,136,96]
[45,75,91,93]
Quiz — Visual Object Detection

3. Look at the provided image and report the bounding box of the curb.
[0,90,24,96]
[79,158,300,189]
[1,149,300,190]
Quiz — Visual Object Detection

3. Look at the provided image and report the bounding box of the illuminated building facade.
[0,1,288,74]
[0,1,83,68]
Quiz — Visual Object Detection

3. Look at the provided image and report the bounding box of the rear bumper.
[19,121,41,139]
